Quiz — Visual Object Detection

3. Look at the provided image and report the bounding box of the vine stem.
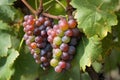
[36,0,43,16]
[21,0,62,19]
[86,66,100,80]
[18,38,24,52]
[42,13,62,20]
[21,0,37,14]
[66,0,74,17]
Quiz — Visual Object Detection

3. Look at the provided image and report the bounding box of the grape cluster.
[23,15,53,69]
[47,18,81,73]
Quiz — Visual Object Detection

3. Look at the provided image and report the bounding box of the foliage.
[0,0,120,80]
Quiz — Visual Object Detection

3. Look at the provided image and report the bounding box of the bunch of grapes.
[47,18,81,73]
[23,15,53,69]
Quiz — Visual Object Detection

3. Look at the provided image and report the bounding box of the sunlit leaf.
[0,48,19,80]
[0,0,16,5]
[71,0,118,39]
[0,31,11,57]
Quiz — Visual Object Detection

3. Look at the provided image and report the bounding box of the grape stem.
[21,0,37,14]
[86,66,100,80]
[36,0,43,16]
[42,13,62,20]
[66,0,74,17]
[21,0,63,19]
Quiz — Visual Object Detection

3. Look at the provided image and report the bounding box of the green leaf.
[0,21,10,31]
[0,31,11,57]
[0,5,16,22]
[0,0,16,5]
[71,0,118,39]
[11,51,39,80]
[78,36,102,71]
[0,48,19,80]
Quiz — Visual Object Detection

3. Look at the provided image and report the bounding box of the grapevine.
[0,0,119,80]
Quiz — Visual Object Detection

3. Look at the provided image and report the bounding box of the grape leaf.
[0,31,11,57]
[78,36,102,71]
[0,6,16,22]
[71,0,118,39]
[11,51,39,80]
[0,0,16,5]
[0,21,10,31]
[0,48,19,80]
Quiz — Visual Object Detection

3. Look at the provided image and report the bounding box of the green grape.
[53,36,62,46]
[50,58,59,67]
[62,36,70,43]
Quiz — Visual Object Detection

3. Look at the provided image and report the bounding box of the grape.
[40,50,47,56]
[65,29,73,37]
[44,20,51,26]
[52,43,59,49]
[50,58,59,67]
[68,46,76,55]
[69,37,77,46]
[28,36,35,42]
[41,30,47,37]
[23,34,29,40]
[62,36,70,43]
[60,43,69,52]
[26,31,33,35]
[38,16,45,24]
[50,30,56,37]
[47,35,54,43]
[28,15,34,20]
[23,22,27,27]
[53,49,62,58]
[68,19,77,28]
[30,42,37,49]
[27,19,34,25]
[56,29,64,37]
[53,24,59,30]
[39,25,46,30]
[40,56,47,62]
[24,15,29,21]
[25,25,34,32]
[34,28,41,36]
[53,36,62,46]
[25,39,31,45]
[47,28,53,35]
[61,52,70,61]
[35,20,41,26]
[35,36,43,43]
[72,28,80,37]
[58,61,66,69]
[34,48,40,54]
[33,53,40,59]
[59,19,69,31]
[55,66,62,73]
